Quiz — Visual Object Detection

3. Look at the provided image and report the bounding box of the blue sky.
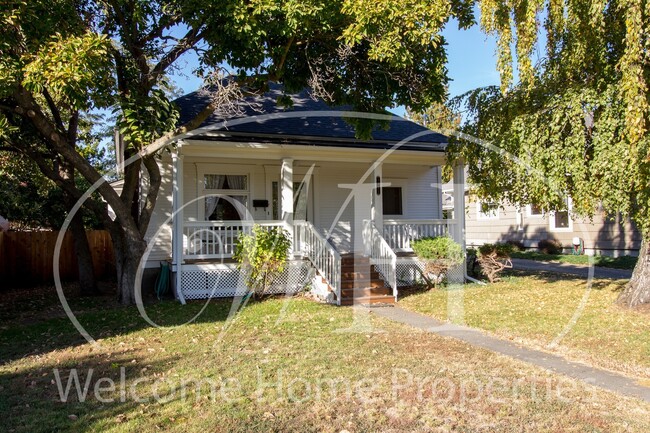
[442,20,500,99]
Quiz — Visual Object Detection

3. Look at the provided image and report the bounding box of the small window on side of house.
[527,203,544,217]
[477,199,499,220]
[549,197,573,232]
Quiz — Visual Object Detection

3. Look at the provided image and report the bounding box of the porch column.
[449,161,466,323]
[452,161,466,252]
[281,158,294,249]
[172,142,186,304]
[371,163,384,232]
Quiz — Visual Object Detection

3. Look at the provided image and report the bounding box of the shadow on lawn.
[0,290,236,366]
[504,269,628,291]
[0,348,186,433]
[396,269,628,302]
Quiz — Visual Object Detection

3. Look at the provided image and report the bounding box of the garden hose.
[155,261,171,300]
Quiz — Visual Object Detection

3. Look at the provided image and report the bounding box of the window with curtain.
[203,174,248,220]
[204,174,247,190]
[293,181,309,220]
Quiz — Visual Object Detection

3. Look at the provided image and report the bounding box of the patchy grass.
[510,251,638,269]
[1,294,649,432]
[400,272,650,379]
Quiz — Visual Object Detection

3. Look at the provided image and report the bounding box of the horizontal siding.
[465,198,642,255]
[383,164,441,219]
[315,162,367,252]
[144,155,173,266]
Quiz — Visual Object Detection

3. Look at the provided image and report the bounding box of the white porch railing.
[183,220,289,260]
[363,220,398,300]
[294,220,342,305]
[382,219,456,250]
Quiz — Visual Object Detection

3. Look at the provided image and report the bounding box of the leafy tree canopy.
[444,0,650,237]
[1,0,474,304]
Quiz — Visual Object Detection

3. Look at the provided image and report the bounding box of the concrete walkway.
[371,306,650,403]
[512,258,633,280]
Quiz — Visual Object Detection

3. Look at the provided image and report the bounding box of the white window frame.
[549,197,573,232]
[525,204,544,218]
[476,199,500,220]
[199,169,251,221]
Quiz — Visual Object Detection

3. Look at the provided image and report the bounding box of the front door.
[267,174,314,222]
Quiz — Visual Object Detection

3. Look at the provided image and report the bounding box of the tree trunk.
[69,211,98,294]
[617,239,650,307]
[111,227,147,305]
[61,163,97,295]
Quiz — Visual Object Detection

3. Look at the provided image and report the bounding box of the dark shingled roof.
[173,83,447,152]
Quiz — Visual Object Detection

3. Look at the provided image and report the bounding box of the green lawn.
[1,289,649,432]
[400,272,650,379]
[510,251,638,269]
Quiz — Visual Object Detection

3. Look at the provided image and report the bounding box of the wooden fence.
[0,230,115,287]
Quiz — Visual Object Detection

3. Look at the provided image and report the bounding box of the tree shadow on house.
[493,223,562,253]
[595,212,643,256]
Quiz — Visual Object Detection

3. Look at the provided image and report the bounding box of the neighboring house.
[137,84,467,305]
[443,181,641,257]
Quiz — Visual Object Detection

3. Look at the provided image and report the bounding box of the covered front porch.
[168,143,467,305]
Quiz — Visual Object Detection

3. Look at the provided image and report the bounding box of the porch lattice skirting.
[177,260,313,300]
[395,260,427,287]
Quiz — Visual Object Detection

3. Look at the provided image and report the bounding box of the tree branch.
[67,110,79,145]
[19,143,114,227]
[148,26,204,85]
[12,86,140,239]
[42,88,65,132]
[141,14,182,44]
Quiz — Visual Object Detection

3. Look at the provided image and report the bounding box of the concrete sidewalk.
[370,306,650,403]
[512,258,633,279]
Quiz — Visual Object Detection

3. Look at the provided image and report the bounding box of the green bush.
[233,225,292,298]
[538,239,564,254]
[411,236,465,264]
[478,242,514,258]
[411,236,465,289]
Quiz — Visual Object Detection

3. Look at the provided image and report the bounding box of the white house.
[141,84,466,305]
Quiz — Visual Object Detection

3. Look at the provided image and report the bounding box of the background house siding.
[465,198,642,256]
